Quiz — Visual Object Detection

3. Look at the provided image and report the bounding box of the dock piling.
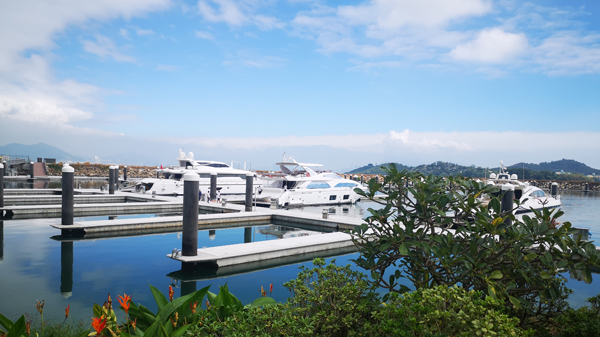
[0,163,4,213]
[182,172,199,257]
[61,164,75,229]
[124,166,128,181]
[0,221,4,262]
[245,173,253,212]
[210,172,217,201]
[585,183,589,192]
[109,166,115,195]
[551,182,558,197]
[30,161,34,179]
[501,184,514,227]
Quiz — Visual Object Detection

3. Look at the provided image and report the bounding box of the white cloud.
[450,28,529,63]
[0,0,171,133]
[532,31,600,76]
[198,0,248,26]
[197,0,283,30]
[293,0,492,60]
[119,28,130,39]
[136,28,155,36]
[82,35,137,63]
[195,30,215,40]
[337,0,492,30]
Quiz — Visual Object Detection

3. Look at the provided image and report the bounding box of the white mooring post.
[109,166,115,194]
[210,172,217,201]
[501,184,515,227]
[182,172,199,257]
[62,164,75,228]
[245,173,253,212]
[0,163,4,213]
[551,182,558,197]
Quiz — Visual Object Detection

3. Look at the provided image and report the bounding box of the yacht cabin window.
[324,174,342,179]
[334,182,357,188]
[306,182,331,189]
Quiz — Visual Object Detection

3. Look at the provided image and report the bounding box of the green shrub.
[550,294,600,337]
[365,285,529,337]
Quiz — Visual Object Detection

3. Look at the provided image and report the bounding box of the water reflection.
[61,241,73,298]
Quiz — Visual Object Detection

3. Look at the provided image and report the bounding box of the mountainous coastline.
[2,143,599,182]
[0,143,85,162]
[347,159,600,182]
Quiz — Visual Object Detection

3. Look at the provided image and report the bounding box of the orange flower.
[190,301,198,314]
[118,294,131,315]
[65,305,70,319]
[131,318,137,332]
[170,312,179,327]
[269,283,273,294]
[26,322,31,336]
[91,316,107,336]
[35,300,44,314]
[260,286,266,297]
[169,285,174,302]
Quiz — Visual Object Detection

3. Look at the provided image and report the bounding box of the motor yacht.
[485,162,561,217]
[259,154,367,207]
[124,149,262,200]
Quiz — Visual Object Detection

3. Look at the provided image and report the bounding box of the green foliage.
[188,259,378,337]
[548,294,600,337]
[364,285,528,337]
[351,165,600,327]
[282,258,378,336]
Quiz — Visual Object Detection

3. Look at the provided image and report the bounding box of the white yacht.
[485,162,561,217]
[259,154,367,207]
[126,150,262,200]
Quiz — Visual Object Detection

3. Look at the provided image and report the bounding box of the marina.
[1,167,600,324]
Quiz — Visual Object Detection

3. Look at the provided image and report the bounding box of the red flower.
[26,322,31,336]
[65,305,70,320]
[190,301,198,314]
[91,316,107,336]
[118,294,131,315]
[169,285,174,302]
[269,283,273,294]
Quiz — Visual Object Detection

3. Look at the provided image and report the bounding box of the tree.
[351,164,600,326]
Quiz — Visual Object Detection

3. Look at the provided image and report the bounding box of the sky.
[1,0,600,172]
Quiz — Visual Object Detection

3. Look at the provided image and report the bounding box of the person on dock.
[217,190,221,204]
[198,189,202,202]
[207,188,210,203]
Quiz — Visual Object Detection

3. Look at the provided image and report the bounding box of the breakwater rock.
[47,163,157,178]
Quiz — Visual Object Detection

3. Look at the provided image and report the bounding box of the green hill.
[509,159,600,176]
[347,160,599,182]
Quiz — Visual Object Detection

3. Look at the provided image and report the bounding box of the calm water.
[0,190,599,323]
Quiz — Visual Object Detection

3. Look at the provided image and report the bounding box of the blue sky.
[1,0,600,172]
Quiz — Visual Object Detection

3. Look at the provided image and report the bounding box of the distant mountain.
[0,143,86,162]
[347,159,599,182]
[347,163,410,175]
[509,159,600,176]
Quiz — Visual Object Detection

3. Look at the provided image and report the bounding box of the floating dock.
[167,231,355,268]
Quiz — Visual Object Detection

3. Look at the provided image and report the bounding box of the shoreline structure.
[6,162,599,192]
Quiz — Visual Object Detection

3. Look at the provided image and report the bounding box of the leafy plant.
[365,285,528,337]
[351,165,600,326]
